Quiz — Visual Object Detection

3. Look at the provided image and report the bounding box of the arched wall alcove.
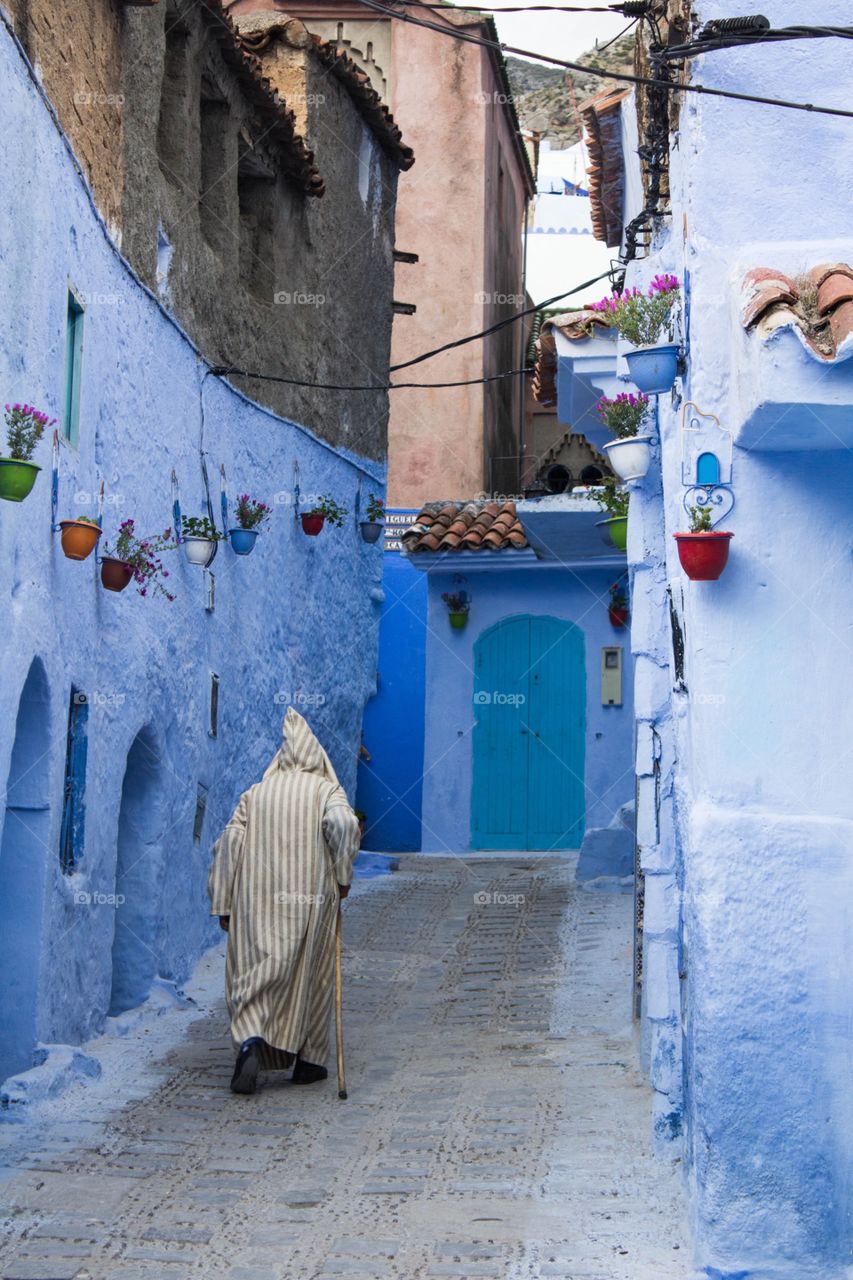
[0,657,53,1081]
[109,726,167,1016]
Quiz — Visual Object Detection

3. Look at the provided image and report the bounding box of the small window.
[62,287,84,446]
[59,688,89,872]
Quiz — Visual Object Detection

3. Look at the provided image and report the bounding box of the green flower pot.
[0,459,40,502]
[596,516,628,552]
[449,611,468,630]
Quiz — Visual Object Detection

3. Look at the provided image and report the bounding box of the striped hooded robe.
[208,707,360,1070]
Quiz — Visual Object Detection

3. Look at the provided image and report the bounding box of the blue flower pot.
[625,344,681,394]
[229,528,259,556]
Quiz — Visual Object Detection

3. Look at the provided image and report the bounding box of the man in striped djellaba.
[209,706,360,1095]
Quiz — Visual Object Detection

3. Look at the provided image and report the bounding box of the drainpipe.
[518,193,530,493]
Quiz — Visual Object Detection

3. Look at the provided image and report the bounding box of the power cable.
[351,0,853,120]
[210,365,533,391]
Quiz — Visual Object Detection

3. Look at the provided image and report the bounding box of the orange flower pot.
[59,519,101,561]
[100,557,134,592]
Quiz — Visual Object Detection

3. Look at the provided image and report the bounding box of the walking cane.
[335,904,347,1099]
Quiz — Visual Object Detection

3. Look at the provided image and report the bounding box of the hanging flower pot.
[229,494,270,557]
[0,458,41,502]
[0,403,54,502]
[607,580,629,628]
[301,512,325,536]
[674,531,733,580]
[59,518,101,561]
[596,516,628,552]
[100,557,134,592]
[229,527,259,556]
[442,590,470,629]
[589,276,682,394]
[449,611,468,630]
[181,515,220,567]
[608,605,629,627]
[360,521,383,544]
[624,345,681,395]
[602,435,653,482]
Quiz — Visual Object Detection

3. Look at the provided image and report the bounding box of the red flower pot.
[301,513,325,536]
[608,605,629,628]
[673,531,733,580]
[101,557,134,592]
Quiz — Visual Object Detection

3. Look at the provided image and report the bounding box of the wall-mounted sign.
[384,509,419,553]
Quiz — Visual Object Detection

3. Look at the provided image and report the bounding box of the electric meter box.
[601,646,623,706]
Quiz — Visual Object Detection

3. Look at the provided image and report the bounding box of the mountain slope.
[506,33,635,146]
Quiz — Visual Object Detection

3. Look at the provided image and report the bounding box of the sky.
[486,0,629,63]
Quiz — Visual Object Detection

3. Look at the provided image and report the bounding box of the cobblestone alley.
[0,856,691,1280]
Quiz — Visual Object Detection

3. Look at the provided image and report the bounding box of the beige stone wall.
[5,0,126,232]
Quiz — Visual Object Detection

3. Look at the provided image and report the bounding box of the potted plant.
[229,494,271,556]
[59,515,101,561]
[608,581,629,628]
[101,519,177,597]
[360,493,385,544]
[301,495,348,536]
[591,274,682,393]
[0,403,54,502]
[442,590,470,630]
[595,478,629,552]
[673,504,734,581]
[181,514,221,566]
[597,392,654,482]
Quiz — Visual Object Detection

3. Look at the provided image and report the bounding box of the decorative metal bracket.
[680,400,735,528]
[682,483,734,528]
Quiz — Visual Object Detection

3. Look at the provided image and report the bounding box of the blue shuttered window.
[62,288,84,446]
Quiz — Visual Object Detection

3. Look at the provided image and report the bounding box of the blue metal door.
[471,615,585,850]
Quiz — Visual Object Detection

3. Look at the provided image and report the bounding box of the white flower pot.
[183,536,215,566]
[602,435,653,482]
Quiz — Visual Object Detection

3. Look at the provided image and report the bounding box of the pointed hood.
[263,706,341,785]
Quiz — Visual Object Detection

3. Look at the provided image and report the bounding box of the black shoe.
[231,1040,261,1094]
[292,1057,328,1085]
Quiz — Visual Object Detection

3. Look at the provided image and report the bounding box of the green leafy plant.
[590,274,680,347]
[234,494,271,531]
[181,514,222,541]
[365,493,385,523]
[596,476,629,521]
[609,580,628,610]
[442,591,470,615]
[307,495,348,527]
[596,391,651,439]
[74,515,100,526]
[4,403,55,461]
[103,519,177,601]
[688,504,713,533]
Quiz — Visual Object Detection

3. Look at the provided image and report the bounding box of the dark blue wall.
[356,514,426,851]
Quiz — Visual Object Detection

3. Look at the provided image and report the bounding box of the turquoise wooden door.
[471,615,586,850]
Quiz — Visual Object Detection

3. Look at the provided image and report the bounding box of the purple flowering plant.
[589,274,680,347]
[596,391,651,439]
[103,518,177,601]
[4,403,56,461]
[234,494,272,531]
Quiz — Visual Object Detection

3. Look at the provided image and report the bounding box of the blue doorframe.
[471,615,586,850]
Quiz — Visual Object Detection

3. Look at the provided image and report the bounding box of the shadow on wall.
[109,727,167,1017]
[0,658,52,1081]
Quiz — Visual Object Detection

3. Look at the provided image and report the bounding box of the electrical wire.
[391,268,613,371]
[210,365,533,391]
[351,0,853,121]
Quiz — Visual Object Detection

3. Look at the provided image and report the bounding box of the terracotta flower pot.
[301,513,325,536]
[0,458,41,502]
[608,605,629,628]
[101,557,134,592]
[59,519,101,561]
[673,531,734,580]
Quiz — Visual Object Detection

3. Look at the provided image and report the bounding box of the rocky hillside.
[506,33,635,146]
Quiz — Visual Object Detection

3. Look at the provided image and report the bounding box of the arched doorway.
[0,658,52,1081]
[109,727,165,1016]
[471,616,586,850]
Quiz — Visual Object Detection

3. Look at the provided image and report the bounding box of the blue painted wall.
[0,24,384,1079]
[620,2,853,1273]
[418,565,633,852]
[356,520,426,851]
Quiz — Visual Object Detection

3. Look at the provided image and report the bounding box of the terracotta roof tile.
[742,263,853,362]
[580,89,630,249]
[402,501,529,553]
[308,38,414,170]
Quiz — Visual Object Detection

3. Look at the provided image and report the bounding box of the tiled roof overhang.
[532,310,615,405]
[741,264,853,361]
[402,501,529,553]
[308,37,414,170]
[580,88,630,249]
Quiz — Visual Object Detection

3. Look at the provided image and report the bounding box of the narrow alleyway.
[0,857,690,1280]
